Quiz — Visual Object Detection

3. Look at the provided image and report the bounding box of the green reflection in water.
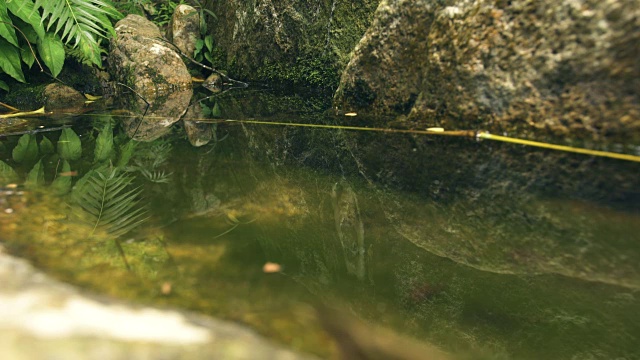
[1,93,639,359]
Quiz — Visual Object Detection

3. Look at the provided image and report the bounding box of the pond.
[1,87,639,359]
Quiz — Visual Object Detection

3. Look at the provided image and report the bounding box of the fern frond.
[64,45,94,66]
[71,167,148,238]
[35,0,121,66]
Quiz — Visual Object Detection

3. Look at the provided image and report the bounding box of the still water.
[1,89,639,359]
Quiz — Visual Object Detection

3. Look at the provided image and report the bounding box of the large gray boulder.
[334,0,640,139]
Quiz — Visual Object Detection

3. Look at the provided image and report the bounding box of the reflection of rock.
[119,90,193,141]
[169,5,200,57]
[331,181,365,280]
[184,120,213,147]
[109,15,193,141]
[184,102,213,147]
[203,74,222,93]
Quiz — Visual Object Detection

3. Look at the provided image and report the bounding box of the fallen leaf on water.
[83,93,102,101]
[263,262,282,273]
[161,282,172,295]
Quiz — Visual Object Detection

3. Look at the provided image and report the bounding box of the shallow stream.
[1,88,639,359]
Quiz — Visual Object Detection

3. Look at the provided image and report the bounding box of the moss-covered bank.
[201,0,379,91]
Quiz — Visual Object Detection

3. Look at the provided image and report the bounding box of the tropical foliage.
[0,0,121,90]
[1,119,150,235]
[70,166,148,238]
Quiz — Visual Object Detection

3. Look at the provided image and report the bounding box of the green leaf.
[116,140,137,169]
[204,35,213,52]
[39,136,55,154]
[37,32,65,77]
[12,133,38,164]
[202,9,217,20]
[13,18,37,43]
[0,79,8,91]
[0,160,19,184]
[34,0,121,67]
[94,122,114,162]
[25,159,45,188]
[57,128,82,161]
[20,45,36,68]
[0,2,19,47]
[51,160,72,195]
[6,0,45,40]
[195,39,203,52]
[0,37,25,82]
[211,101,222,118]
[200,103,211,117]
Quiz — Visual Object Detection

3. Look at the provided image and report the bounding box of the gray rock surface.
[334,0,640,138]
[43,83,86,111]
[0,245,316,360]
[108,15,193,136]
[169,4,201,57]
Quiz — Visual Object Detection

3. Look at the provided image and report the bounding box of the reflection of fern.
[138,168,173,183]
[72,167,148,238]
[125,140,173,183]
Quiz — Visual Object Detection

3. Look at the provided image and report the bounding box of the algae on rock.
[201,0,380,90]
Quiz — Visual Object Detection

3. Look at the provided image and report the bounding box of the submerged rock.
[334,0,640,139]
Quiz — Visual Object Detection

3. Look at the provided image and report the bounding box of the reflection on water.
[1,89,639,359]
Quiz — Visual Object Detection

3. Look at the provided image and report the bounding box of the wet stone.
[0,249,317,360]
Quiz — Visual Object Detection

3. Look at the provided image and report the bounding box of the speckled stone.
[0,246,317,360]
[108,15,193,134]
[334,0,640,139]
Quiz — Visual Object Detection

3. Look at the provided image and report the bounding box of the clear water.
[1,89,639,359]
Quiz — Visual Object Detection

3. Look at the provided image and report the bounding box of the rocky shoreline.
[0,244,315,360]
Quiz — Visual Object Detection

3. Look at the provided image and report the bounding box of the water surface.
[1,89,639,359]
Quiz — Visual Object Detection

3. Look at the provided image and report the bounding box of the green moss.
[340,78,377,108]
[144,67,168,85]
[0,83,48,109]
[204,0,379,91]
[256,55,341,91]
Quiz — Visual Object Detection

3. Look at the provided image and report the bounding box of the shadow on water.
[1,87,639,359]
